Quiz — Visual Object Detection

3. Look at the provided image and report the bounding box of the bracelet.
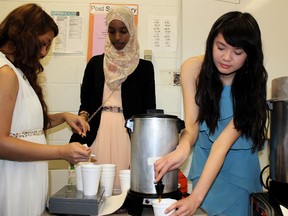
[78,110,90,117]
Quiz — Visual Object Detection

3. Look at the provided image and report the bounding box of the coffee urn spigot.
[155,179,165,201]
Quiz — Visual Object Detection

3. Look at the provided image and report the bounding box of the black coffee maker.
[266,76,288,208]
[261,76,288,211]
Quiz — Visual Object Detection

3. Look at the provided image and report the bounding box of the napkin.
[280,205,288,216]
[98,190,128,215]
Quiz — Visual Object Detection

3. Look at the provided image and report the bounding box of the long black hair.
[196,11,268,151]
[0,4,58,129]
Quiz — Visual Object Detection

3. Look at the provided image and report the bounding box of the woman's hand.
[64,112,90,137]
[154,146,189,183]
[60,142,91,164]
[165,194,202,216]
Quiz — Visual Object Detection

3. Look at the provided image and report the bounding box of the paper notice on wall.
[148,15,178,52]
[51,11,84,53]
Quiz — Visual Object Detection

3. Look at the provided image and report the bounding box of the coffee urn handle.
[125,118,134,132]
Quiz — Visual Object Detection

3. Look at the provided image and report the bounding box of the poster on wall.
[148,15,178,52]
[87,3,138,61]
[51,11,84,53]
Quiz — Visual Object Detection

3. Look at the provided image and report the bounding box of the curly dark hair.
[0,3,58,129]
[196,11,268,151]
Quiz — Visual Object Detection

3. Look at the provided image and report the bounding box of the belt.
[10,129,44,138]
[102,106,123,113]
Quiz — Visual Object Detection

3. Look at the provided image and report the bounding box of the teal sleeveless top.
[188,85,262,215]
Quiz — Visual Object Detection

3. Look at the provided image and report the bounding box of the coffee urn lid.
[131,109,178,119]
[132,113,178,119]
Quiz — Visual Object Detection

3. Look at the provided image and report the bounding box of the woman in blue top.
[154,11,268,216]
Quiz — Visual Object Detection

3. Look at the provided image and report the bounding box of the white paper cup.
[101,164,116,172]
[100,172,116,197]
[119,169,130,193]
[152,198,177,216]
[119,169,130,175]
[99,164,117,196]
[81,164,102,196]
[75,162,92,191]
[75,164,83,190]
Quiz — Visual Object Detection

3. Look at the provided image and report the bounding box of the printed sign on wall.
[51,11,84,53]
[148,15,178,52]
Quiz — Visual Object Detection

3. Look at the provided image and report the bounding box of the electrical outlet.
[144,49,152,61]
[173,72,180,86]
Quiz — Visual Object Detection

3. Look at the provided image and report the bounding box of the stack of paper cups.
[119,169,131,193]
[100,164,116,197]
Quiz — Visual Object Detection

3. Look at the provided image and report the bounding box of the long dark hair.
[0,4,58,129]
[196,11,268,151]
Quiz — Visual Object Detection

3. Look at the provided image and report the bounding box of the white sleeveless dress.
[0,52,48,216]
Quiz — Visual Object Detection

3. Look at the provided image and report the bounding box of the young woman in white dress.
[0,4,91,216]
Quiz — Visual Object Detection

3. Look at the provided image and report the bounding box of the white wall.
[182,0,288,97]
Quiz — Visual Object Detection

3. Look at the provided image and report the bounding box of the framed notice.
[87,3,138,61]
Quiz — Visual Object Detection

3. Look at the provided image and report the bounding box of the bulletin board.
[87,3,139,61]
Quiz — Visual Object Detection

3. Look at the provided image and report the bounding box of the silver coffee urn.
[124,110,184,215]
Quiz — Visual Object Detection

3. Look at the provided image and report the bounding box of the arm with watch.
[69,55,105,146]
[78,110,90,122]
